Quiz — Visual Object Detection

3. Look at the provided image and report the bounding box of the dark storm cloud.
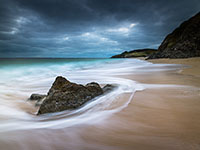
[0,0,200,57]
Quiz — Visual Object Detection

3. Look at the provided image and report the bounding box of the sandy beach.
[71,58,200,150]
[149,57,200,77]
[73,57,200,150]
[63,57,200,150]
[0,58,200,150]
[126,58,200,150]
[75,58,200,150]
[111,57,200,150]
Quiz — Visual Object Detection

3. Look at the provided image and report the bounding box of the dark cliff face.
[111,49,157,58]
[148,12,200,59]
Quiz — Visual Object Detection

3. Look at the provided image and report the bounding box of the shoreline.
[0,57,200,150]
[122,57,200,149]
[147,57,200,77]
[72,57,200,150]
[59,57,200,150]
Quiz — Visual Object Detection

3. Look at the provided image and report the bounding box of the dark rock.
[34,76,107,115]
[29,94,46,101]
[28,94,46,107]
[102,84,117,93]
[85,82,103,96]
[47,76,70,95]
[148,12,200,59]
[111,49,157,58]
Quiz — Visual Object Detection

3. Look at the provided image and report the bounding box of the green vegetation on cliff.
[148,12,200,59]
[111,49,157,58]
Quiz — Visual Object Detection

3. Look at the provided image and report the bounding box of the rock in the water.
[29,94,46,101]
[35,76,106,115]
[28,94,46,107]
[148,12,200,59]
[102,84,117,93]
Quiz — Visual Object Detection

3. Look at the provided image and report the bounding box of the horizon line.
[0,57,110,59]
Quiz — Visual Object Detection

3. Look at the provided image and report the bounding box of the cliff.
[111,49,157,58]
[148,12,200,59]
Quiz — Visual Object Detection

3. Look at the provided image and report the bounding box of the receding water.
[0,58,181,150]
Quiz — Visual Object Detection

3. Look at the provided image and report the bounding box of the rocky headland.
[111,49,157,58]
[111,12,200,59]
[148,12,200,59]
[29,76,115,115]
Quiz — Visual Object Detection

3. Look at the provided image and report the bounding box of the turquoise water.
[0,58,112,68]
[0,58,151,85]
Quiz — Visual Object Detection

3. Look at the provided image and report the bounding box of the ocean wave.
[0,58,181,132]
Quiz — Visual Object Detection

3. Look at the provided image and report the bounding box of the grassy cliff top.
[111,49,157,58]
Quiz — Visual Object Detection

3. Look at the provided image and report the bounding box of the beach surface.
[149,57,200,77]
[0,58,200,150]
[111,57,200,150]
[77,57,200,150]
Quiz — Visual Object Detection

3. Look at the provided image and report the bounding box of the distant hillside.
[148,12,200,59]
[111,49,157,58]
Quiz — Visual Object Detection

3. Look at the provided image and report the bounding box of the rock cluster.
[29,76,115,115]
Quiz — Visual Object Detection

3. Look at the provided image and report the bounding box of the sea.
[0,58,181,149]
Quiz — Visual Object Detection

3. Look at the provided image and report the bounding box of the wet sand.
[149,57,200,77]
[78,57,200,150]
[1,58,200,150]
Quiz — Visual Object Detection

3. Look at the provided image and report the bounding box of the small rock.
[102,84,117,93]
[29,94,46,101]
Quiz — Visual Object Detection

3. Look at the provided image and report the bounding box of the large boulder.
[28,76,115,115]
[148,12,200,59]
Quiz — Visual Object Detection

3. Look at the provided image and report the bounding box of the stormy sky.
[0,0,199,58]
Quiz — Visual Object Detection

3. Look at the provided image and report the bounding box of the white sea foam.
[0,58,183,132]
